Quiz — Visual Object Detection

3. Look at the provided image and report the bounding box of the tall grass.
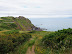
[0,30,31,54]
[40,28,72,54]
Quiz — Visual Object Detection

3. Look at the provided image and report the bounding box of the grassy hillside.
[0,16,41,31]
[13,16,34,31]
[0,16,42,54]
[0,16,16,31]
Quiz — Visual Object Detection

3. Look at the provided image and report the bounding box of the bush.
[0,28,3,31]
[0,23,17,30]
[42,28,72,50]
[4,30,19,34]
[0,31,31,53]
[29,30,36,33]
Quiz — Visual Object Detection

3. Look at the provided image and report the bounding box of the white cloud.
[0,0,72,18]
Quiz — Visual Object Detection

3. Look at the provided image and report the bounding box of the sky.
[0,0,72,18]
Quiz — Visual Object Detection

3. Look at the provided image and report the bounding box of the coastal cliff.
[0,16,42,31]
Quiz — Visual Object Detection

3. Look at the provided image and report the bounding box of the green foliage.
[0,17,16,30]
[4,30,19,34]
[0,23,17,29]
[0,20,3,23]
[42,28,72,51]
[0,31,31,54]
[9,23,17,28]
[1,17,13,22]
[28,30,36,33]
[14,16,34,31]
[0,16,35,31]
[0,28,3,31]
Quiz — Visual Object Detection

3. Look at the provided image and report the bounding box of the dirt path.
[26,45,35,54]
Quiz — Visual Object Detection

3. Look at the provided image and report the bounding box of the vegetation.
[4,30,19,34]
[35,28,72,54]
[42,28,72,49]
[13,16,34,31]
[0,16,72,54]
[0,16,37,54]
[0,30,31,54]
[0,16,35,31]
[9,31,50,54]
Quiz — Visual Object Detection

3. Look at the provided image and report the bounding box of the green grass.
[14,18,34,31]
[0,29,31,54]
[0,18,3,20]
[9,31,37,54]
[0,17,17,31]
[0,16,71,54]
[9,37,36,54]
[9,41,29,54]
[36,28,72,54]
[19,31,29,33]
[0,16,34,31]
[33,31,53,54]
[8,31,49,54]
[3,30,71,54]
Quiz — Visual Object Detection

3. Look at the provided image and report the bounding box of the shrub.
[0,28,3,31]
[42,28,72,50]
[4,30,19,34]
[0,31,31,53]
[29,30,36,33]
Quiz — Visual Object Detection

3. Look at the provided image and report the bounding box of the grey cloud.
[0,0,72,18]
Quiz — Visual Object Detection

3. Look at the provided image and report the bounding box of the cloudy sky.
[0,0,72,18]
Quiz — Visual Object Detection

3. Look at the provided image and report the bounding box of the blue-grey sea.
[29,18,72,31]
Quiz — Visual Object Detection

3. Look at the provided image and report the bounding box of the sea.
[29,18,72,31]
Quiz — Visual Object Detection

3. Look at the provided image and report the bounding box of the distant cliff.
[0,16,42,31]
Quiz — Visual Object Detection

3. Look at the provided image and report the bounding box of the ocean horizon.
[29,18,72,31]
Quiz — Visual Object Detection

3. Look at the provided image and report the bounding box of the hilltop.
[0,16,42,31]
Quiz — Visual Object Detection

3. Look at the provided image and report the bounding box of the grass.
[9,40,29,54]
[0,16,37,54]
[0,30,10,35]
[2,30,71,54]
[9,31,37,54]
[8,31,50,54]
[19,31,30,33]
[0,18,3,20]
[33,31,53,54]
[0,16,71,54]
[15,18,34,31]
[0,16,34,31]
[9,38,35,54]
[35,29,72,54]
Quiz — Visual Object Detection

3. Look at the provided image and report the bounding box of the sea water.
[29,18,72,31]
